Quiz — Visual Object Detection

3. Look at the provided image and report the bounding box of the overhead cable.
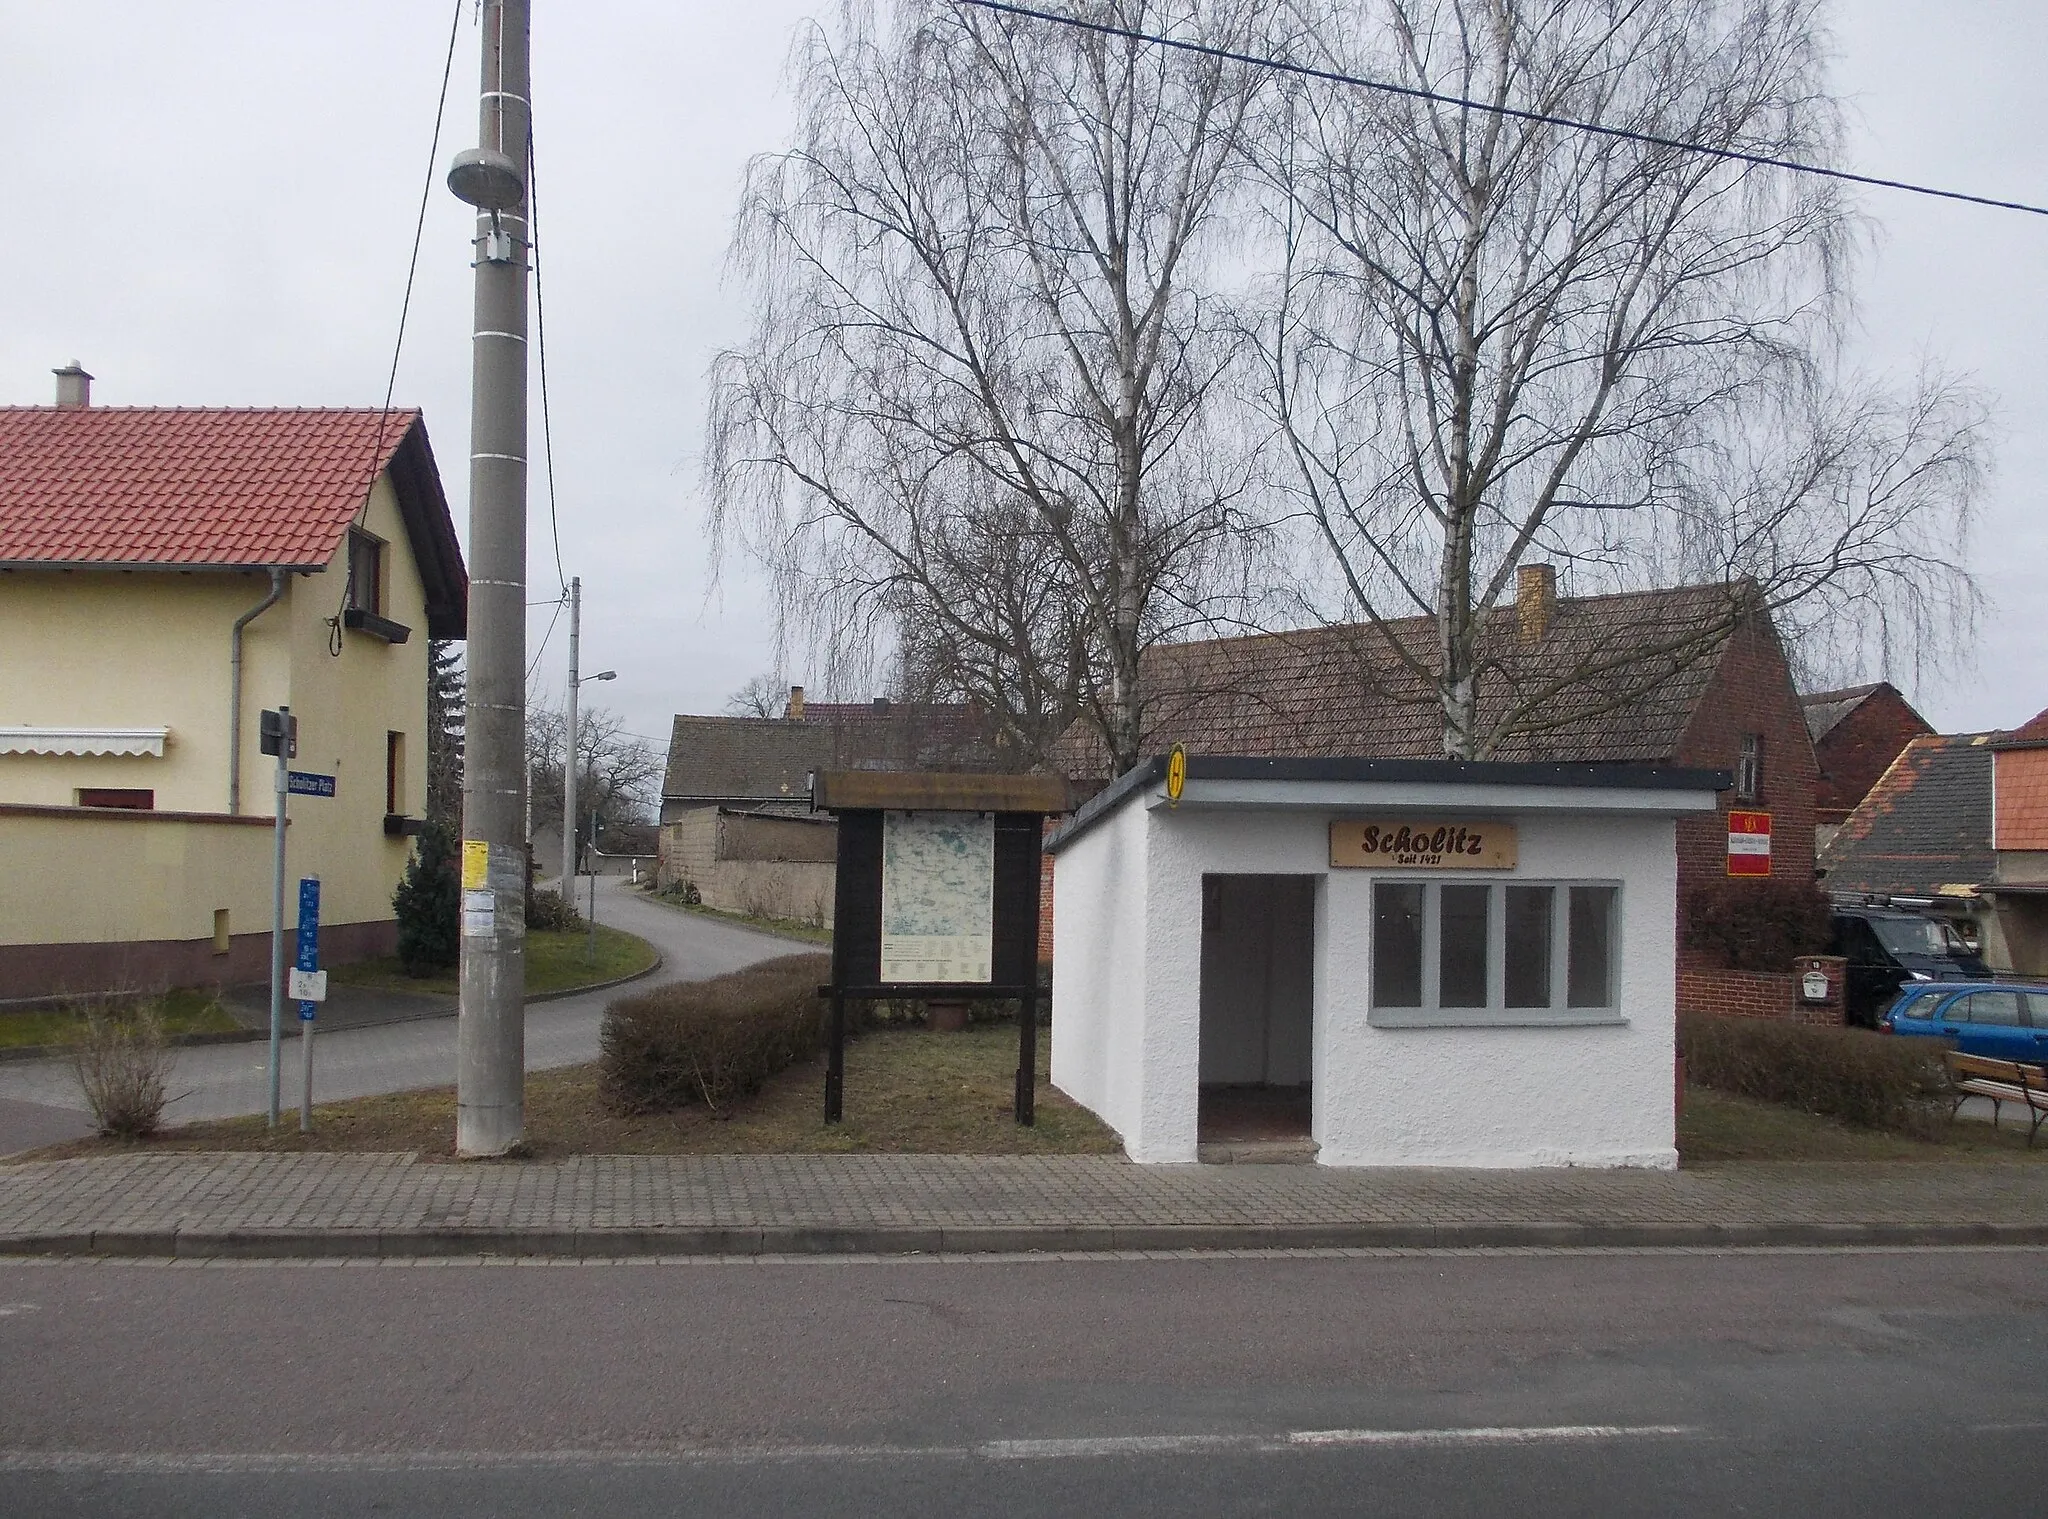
[957,0,2048,219]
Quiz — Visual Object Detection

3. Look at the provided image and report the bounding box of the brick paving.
[3,1151,2046,1258]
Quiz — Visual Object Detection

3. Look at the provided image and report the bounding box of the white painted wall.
[1049,793,1150,1150]
[1314,812,1678,1169]
[1051,796,1683,1169]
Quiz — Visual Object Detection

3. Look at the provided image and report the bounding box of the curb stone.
[6,1217,2047,1261]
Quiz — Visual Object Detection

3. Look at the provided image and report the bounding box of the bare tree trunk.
[707,1,1269,779]
[1248,0,1984,752]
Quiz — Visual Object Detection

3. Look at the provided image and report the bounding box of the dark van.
[1831,907,1988,1027]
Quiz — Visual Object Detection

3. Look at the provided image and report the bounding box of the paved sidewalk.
[3,1151,2046,1258]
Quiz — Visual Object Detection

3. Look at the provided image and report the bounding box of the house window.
[386,731,406,816]
[1369,880,1620,1026]
[348,530,385,617]
[1735,734,1764,801]
[78,788,154,809]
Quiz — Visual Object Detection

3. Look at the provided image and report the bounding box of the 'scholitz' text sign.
[1330,819,1518,870]
[287,771,337,798]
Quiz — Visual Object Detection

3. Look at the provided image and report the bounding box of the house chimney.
[1516,562,1556,643]
[786,685,804,721]
[53,361,93,409]
[872,696,891,715]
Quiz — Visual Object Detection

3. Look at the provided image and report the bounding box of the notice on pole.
[881,811,994,984]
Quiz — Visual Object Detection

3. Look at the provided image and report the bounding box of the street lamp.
[563,664,614,889]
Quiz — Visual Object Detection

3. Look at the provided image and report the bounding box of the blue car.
[1880,982,2048,1065]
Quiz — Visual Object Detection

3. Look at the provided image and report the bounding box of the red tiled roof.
[0,407,423,568]
[2007,705,2048,744]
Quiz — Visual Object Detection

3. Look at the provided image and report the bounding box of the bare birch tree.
[1254,0,1986,757]
[707,0,1272,773]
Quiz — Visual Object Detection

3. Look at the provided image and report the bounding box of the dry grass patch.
[1678,1084,2048,1165]
[26,1025,1118,1161]
[326,923,657,998]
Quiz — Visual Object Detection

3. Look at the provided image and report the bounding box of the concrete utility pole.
[563,574,579,892]
[562,575,615,896]
[448,0,531,1158]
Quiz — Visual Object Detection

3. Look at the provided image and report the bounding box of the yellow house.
[0,371,466,998]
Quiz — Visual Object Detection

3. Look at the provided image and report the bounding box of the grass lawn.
[30,1024,1118,1161]
[0,989,240,1051]
[326,923,658,998]
[1678,1084,2048,1164]
[638,890,831,946]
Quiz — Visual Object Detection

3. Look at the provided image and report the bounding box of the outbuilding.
[1047,755,1724,1168]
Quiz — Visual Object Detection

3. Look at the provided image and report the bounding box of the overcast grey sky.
[3,1,2041,752]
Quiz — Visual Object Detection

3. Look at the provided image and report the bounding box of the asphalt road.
[0,1245,2042,1515]
[0,880,804,1150]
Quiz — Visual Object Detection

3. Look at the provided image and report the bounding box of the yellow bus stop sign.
[1166,744,1187,807]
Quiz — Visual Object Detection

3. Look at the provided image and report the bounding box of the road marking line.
[0,1426,1702,1474]
[1289,1425,1694,1447]
[983,1434,1262,1460]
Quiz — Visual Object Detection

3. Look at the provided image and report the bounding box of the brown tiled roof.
[1801,684,1883,743]
[1056,581,1751,779]
[0,406,466,637]
[662,704,1003,803]
[2001,705,2048,745]
[1819,733,1996,895]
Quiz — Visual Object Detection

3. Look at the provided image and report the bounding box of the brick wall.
[1678,954,1846,1026]
[1674,613,1819,945]
[1815,686,1932,821]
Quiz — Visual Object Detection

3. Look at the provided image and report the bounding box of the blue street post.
[295,877,320,1132]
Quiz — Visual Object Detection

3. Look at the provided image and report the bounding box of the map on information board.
[881,810,994,983]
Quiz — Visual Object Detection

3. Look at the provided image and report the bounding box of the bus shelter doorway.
[1198,874,1316,1158]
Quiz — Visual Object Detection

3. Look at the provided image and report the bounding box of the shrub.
[393,816,460,976]
[1683,879,1832,972]
[600,953,830,1115]
[68,999,175,1139]
[1678,1010,1950,1135]
[525,886,584,932]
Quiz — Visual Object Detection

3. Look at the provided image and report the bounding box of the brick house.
[1801,682,1933,838]
[1823,710,2048,976]
[1989,707,2048,972]
[1052,569,1824,1017]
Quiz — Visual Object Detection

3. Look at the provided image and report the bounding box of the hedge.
[600,953,831,1115]
[1682,879,1832,972]
[1678,1010,1950,1135]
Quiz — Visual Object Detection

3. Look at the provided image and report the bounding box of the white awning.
[0,726,170,757]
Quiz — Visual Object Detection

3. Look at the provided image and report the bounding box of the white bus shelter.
[1047,756,1724,1168]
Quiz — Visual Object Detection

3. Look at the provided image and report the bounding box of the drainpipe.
[229,568,287,814]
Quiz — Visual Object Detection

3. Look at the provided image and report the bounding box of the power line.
[956,0,2048,220]
[527,591,566,683]
[328,0,468,658]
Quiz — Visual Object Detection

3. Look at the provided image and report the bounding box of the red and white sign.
[1726,810,1772,877]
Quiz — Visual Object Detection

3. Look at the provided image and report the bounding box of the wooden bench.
[1945,1052,2048,1146]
